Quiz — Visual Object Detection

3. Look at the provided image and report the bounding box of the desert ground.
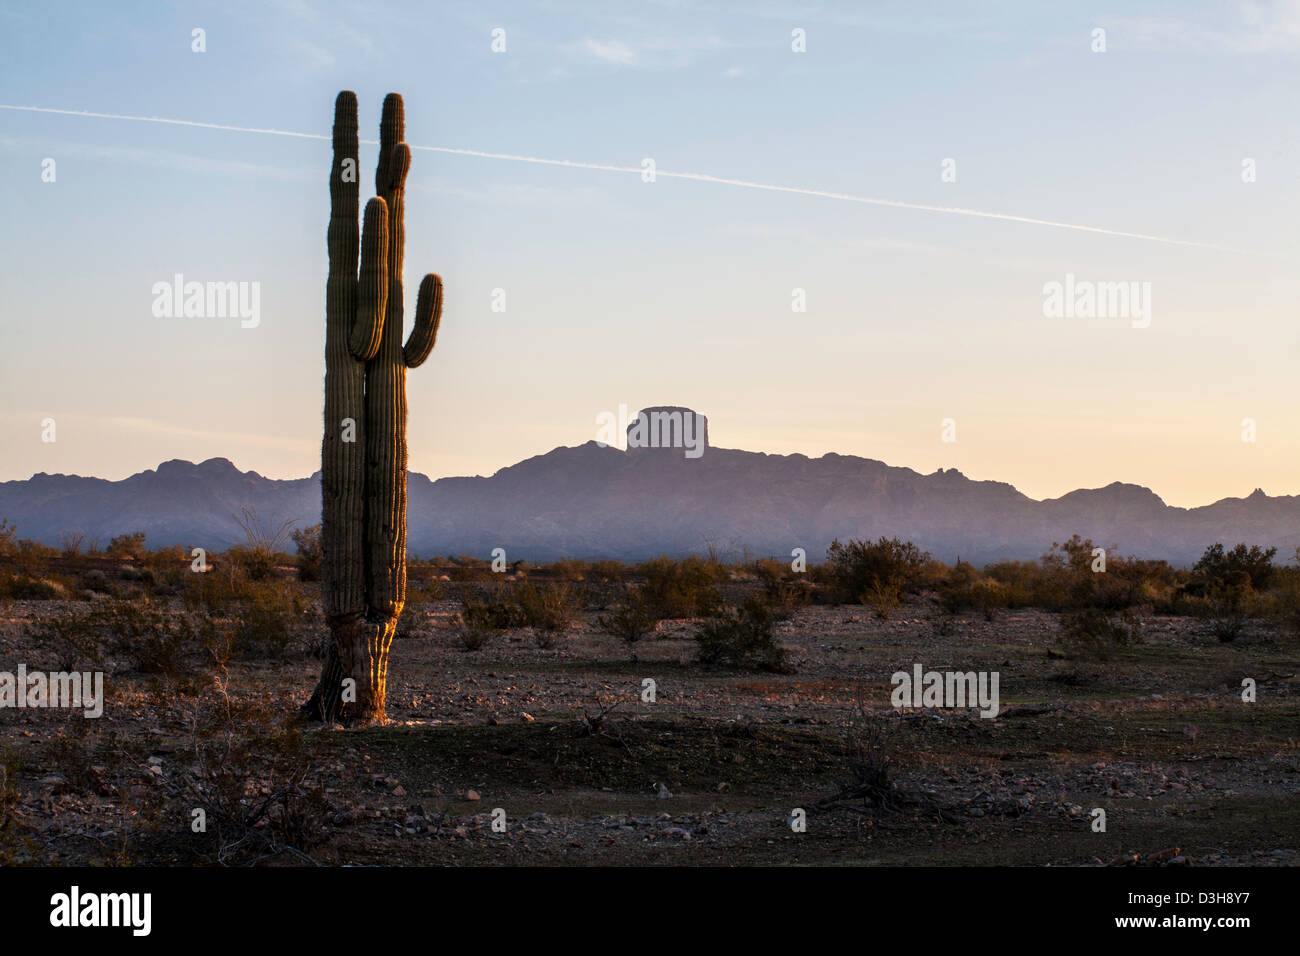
[1,560,1296,867]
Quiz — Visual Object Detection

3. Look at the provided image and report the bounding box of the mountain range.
[3,421,1297,567]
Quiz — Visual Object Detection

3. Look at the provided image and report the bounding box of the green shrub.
[695,596,791,672]
[1058,608,1141,660]
[1194,542,1277,592]
[102,599,192,673]
[515,582,576,645]
[826,537,930,605]
[291,525,323,582]
[460,588,527,631]
[24,606,106,671]
[1190,576,1255,643]
[598,586,659,657]
[452,613,493,651]
[639,555,723,617]
[861,580,901,619]
[106,531,148,561]
[753,560,813,620]
[232,583,314,659]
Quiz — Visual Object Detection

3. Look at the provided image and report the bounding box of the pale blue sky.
[1,0,1297,507]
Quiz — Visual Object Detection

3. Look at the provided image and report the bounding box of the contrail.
[0,103,1253,253]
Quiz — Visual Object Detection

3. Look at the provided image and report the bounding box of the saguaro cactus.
[305,91,443,724]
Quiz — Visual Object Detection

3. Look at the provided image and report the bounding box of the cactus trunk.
[304,91,443,725]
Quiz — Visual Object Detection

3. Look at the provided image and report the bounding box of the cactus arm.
[326,91,359,320]
[348,197,388,361]
[376,93,404,194]
[403,274,442,368]
[321,90,367,621]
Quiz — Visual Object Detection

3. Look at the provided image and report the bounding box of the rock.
[465,789,481,802]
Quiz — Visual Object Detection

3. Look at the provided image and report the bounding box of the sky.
[0,0,1297,509]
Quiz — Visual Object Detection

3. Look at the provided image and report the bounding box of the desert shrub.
[452,612,494,651]
[935,561,979,614]
[1189,574,1255,643]
[968,577,1008,621]
[6,575,66,600]
[598,586,659,657]
[229,507,297,581]
[587,560,627,583]
[1057,608,1141,660]
[0,519,16,558]
[862,580,902,619]
[639,555,723,617]
[516,582,576,646]
[10,539,56,578]
[28,598,200,674]
[1268,560,1300,643]
[1194,542,1277,592]
[935,562,1008,618]
[405,572,444,604]
[181,707,330,865]
[445,554,496,582]
[102,599,193,673]
[290,524,322,582]
[181,558,259,613]
[80,569,113,594]
[106,531,148,561]
[933,614,957,637]
[223,544,281,582]
[134,546,189,596]
[58,531,86,557]
[232,583,314,659]
[695,596,792,672]
[549,558,590,581]
[460,587,527,631]
[24,606,106,671]
[984,559,1058,609]
[826,537,930,605]
[753,560,813,621]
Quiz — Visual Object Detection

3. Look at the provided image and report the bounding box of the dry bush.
[231,582,316,659]
[826,537,930,605]
[694,596,792,672]
[597,585,659,658]
[638,555,723,617]
[176,696,330,865]
[290,524,322,582]
[752,559,813,620]
[1057,608,1142,660]
[452,612,494,651]
[230,507,298,581]
[517,581,576,647]
[106,531,148,561]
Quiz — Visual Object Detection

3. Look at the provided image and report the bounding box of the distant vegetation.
[2,511,1298,674]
